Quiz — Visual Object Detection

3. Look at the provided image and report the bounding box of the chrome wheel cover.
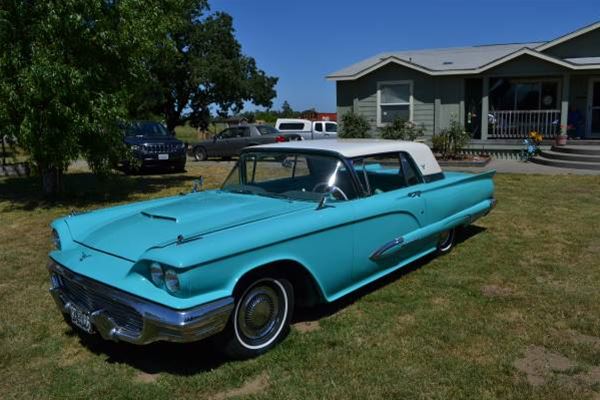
[438,229,454,251]
[234,279,288,349]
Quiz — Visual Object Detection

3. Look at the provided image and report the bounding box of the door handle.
[408,190,422,198]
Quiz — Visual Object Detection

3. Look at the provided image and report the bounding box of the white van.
[275,119,337,140]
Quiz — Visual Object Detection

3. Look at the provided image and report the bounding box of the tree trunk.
[41,166,63,196]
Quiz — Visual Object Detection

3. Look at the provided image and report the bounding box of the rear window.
[256,125,279,135]
[278,123,306,130]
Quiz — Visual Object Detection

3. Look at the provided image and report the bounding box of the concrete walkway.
[443,159,600,175]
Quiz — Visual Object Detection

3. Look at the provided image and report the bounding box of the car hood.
[67,191,313,261]
[124,136,183,145]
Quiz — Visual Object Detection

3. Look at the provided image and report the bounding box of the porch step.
[540,149,600,163]
[551,145,600,156]
[530,155,600,170]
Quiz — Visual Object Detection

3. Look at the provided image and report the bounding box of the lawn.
[1,163,599,399]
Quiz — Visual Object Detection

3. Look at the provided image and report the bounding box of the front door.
[587,79,600,138]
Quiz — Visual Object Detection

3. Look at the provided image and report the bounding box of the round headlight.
[52,229,61,250]
[164,269,180,293]
[150,262,164,286]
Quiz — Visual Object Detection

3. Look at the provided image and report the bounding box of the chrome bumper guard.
[48,261,234,345]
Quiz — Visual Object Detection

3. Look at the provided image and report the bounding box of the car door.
[211,128,235,157]
[227,126,251,156]
[324,122,338,137]
[349,152,428,283]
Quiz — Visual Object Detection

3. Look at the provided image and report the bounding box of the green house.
[327,21,600,143]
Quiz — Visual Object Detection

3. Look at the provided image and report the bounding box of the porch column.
[434,78,441,134]
[560,74,570,135]
[481,77,489,140]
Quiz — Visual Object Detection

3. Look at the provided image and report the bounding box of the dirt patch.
[567,330,600,347]
[575,367,600,386]
[513,346,576,386]
[134,371,160,384]
[397,314,416,326]
[430,297,449,306]
[210,373,269,400]
[293,320,321,333]
[481,284,513,298]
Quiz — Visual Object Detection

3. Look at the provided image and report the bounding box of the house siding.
[336,63,436,136]
[542,29,600,59]
[485,54,569,76]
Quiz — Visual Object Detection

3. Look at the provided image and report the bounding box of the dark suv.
[122,121,187,172]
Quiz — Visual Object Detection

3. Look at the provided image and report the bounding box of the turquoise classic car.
[48,139,496,358]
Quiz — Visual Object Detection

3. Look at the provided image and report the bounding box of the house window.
[490,78,559,110]
[377,81,413,126]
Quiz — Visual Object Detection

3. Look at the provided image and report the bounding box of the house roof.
[327,21,600,80]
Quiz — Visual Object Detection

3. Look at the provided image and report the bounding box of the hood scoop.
[141,211,178,222]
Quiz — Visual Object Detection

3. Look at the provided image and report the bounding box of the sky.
[211,0,600,113]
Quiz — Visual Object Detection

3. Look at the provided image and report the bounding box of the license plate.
[69,305,93,334]
[158,154,169,160]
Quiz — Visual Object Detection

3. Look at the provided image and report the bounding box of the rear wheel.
[436,228,456,254]
[223,277,294,359]
[193,146,207,161]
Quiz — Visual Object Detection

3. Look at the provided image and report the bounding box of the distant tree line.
[234,101,318,124]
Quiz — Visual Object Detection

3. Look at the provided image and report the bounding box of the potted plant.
[555,125,569,146]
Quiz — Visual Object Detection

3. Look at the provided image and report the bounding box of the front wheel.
[223,277,294,359]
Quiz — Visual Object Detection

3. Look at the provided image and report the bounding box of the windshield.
[221,151,357,202]
[125,121,170,137]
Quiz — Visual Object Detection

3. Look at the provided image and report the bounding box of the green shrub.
[431,118,471,159]
[339,112,371,138]
[379,119,424,141]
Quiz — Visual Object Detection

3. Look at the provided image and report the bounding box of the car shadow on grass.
[0,171,194,211]
[68,225,486,376]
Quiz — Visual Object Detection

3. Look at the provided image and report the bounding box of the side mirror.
[316,186,334,210]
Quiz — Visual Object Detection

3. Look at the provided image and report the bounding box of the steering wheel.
[312,182,349,201]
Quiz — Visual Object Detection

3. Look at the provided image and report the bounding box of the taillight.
[275,135,286,143]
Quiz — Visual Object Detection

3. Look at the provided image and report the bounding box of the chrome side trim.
[48,261,234,345]
[369,236,405,261]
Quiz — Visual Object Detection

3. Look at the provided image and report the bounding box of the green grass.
[1,164,600,399]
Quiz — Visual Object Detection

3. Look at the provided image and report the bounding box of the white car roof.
[252,139,442,176]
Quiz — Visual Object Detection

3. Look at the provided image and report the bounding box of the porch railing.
[489,110,561,139]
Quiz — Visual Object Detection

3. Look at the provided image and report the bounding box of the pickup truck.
[275,118,337,140]
[190,124,301,161]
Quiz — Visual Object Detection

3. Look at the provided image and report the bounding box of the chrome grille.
[145,143,179,154]
[57,273,144,335]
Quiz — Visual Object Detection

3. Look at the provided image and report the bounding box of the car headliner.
[250,139,443,176]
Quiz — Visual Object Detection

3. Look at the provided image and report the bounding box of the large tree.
[0,0,169,194]
[130,0,278,131]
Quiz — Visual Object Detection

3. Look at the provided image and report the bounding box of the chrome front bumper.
[48,261,234,345]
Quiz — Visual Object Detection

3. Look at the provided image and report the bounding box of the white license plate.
[69,305,93,334]
[158,154,169,160]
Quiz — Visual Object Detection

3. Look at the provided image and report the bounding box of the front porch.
[466,74,600,141]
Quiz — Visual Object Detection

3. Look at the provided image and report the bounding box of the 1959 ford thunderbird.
[48,139,496,358]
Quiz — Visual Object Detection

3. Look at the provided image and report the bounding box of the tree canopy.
[0,0,278,193]
[130,0,278,132]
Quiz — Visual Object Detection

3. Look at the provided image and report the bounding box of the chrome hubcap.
[438,230,453,250]
[238,285,281,342]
